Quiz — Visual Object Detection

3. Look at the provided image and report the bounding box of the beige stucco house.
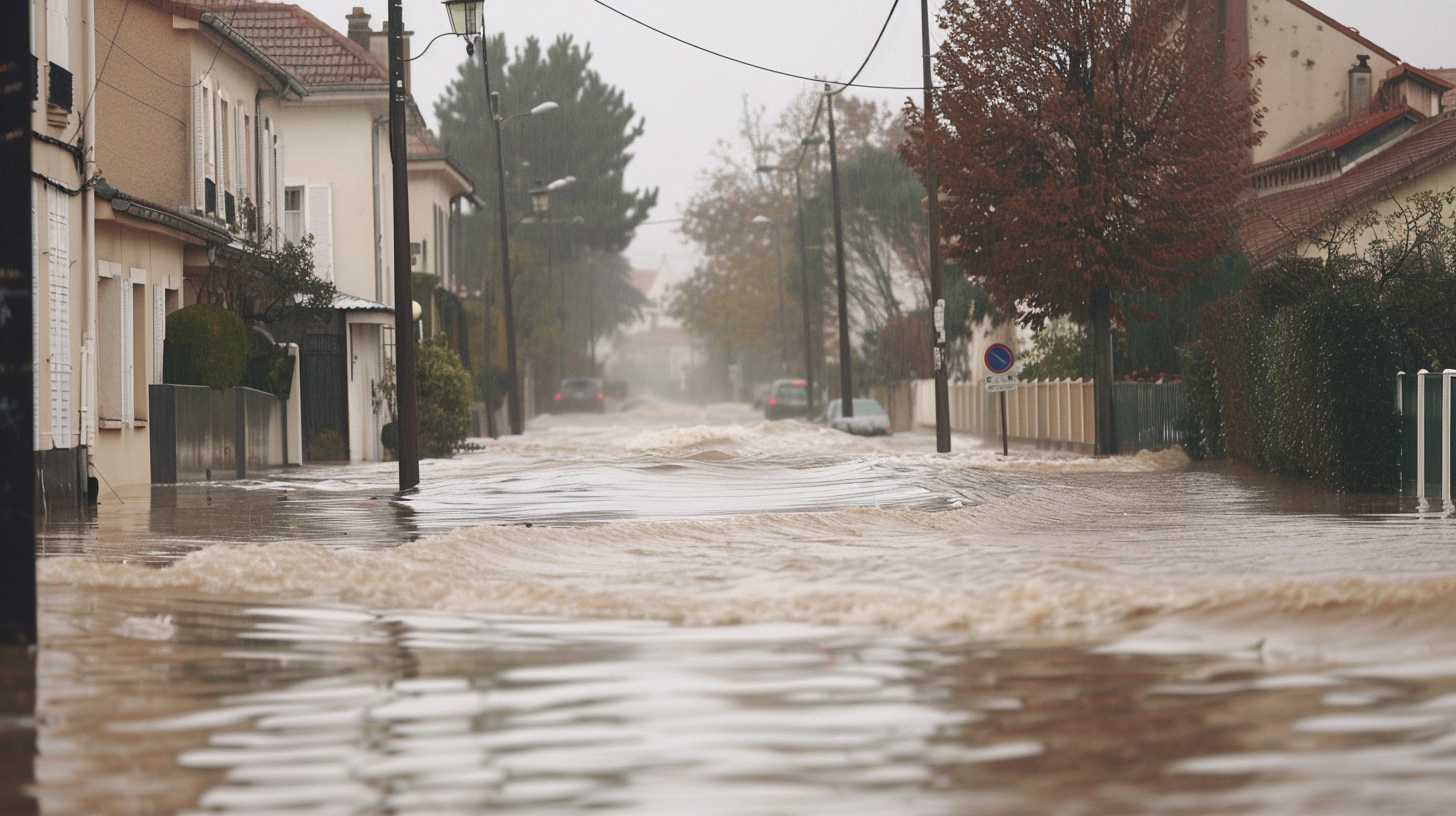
[1226,0,1456,265]
[83,0,303,494]
[226,3,401,463]
[31,0,91,509]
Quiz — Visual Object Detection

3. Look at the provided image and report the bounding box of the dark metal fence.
[1113,382,1188,454]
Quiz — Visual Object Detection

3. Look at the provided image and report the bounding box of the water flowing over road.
[24,400,1456,814]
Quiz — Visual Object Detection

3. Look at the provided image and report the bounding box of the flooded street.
[22,401,1456,815]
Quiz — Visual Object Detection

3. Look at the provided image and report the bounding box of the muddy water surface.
[19,401,1456,814]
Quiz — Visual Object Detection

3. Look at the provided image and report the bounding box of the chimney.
[366,29,412,94]
[346,7,372,51]
[1349,54,1373,119]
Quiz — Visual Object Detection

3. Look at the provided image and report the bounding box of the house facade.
[31,0,91,509]
[86,0,302,494]
[1224,0,1456,265]
[227,3,400,463]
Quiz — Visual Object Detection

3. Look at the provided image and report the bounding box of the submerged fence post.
[1417,369,1428,506]
[1444,370,1454,512]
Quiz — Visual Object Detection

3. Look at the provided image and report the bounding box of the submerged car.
[763,378,811,420]
[821,398,892,436]
[553,377,605,414]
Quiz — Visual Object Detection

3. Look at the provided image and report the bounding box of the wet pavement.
[14,400,1456,814]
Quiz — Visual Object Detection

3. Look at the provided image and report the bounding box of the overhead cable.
[588,0,926,91]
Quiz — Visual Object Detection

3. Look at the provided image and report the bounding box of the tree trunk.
[1090,286,1116,456]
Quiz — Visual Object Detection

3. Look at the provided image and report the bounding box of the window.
[411,240,426,273]
[241,113,251,202]
[283,186,304,245]
[132,279,147,420]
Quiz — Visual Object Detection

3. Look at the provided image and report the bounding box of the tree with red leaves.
[903,0,1264,454]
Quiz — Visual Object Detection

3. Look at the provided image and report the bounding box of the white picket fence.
[884,378,1098,451]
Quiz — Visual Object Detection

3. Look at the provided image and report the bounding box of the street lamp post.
[442,0,558,436]
[530,176,576,381]
[755,133,822,415]
[751,214,789,374]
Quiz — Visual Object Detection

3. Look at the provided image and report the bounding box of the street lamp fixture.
[751,214,772,225]
[445,2,562,435]
[530,187,550,214]
[442,0,483,37]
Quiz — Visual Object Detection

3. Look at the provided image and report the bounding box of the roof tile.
[196,1,387,88]
[1242,112,1456,265]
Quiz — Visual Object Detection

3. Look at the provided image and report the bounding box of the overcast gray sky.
[296,0,1455,285]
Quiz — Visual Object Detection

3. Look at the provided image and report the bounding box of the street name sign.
[986,373,1018,394]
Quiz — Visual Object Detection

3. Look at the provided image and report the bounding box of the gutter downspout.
[372,116,385,303]
[81,0,98,462]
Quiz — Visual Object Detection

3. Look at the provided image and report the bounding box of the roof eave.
[200,11,308,99]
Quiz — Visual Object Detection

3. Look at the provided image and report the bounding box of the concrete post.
[285,343,302,466]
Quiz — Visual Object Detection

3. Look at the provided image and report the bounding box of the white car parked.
[821,398,892,436]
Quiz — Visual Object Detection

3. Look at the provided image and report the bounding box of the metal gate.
[300,331,349,461]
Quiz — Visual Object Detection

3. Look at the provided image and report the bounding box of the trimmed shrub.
[418,339,472,457]
[164,304,246,389]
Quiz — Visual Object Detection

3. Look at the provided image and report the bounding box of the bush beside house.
[163,305,247,389]
[381,339,473,459]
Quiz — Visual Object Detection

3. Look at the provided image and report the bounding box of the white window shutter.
[47,185,71,446]
[234,107,244,195]
[192,83,205,211]
[206,81,216,181]
[47,0,68,70]
[306,184,334,282]
[216,94,226,200]
[154,287,165,384]
[122,273,135,423]
[260,123,272,234]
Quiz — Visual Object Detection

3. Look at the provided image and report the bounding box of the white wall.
[276,100,392,303]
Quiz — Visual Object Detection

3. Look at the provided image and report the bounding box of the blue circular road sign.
[984,343,1015,374]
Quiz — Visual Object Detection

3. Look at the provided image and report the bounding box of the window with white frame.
[46,184,71,446]
[284,186,304,245]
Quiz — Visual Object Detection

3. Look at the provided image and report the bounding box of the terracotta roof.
[220,2,386,88]
[1282,0,1400,65]
[1386,64,1456,92]
[1242,112,1456,265]
[1258,106,1423,169]
[629,268,660,296]
[1429,68,1456,110]
[406,100,445,160]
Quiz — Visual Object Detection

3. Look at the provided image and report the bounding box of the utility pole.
[1,0,35,645]
[922,0,951,453]
[479,39,525,435]
[794,168,817,415]
[824,85,854,418]
[387,0,419,491]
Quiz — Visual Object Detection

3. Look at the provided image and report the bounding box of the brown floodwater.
[11,401,1456,814]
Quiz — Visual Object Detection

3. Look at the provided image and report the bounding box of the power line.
[588,0,926,91]
[68,0,132,143]
[828,0,900,96]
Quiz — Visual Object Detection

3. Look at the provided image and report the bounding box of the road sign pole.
[999,391,1009,457]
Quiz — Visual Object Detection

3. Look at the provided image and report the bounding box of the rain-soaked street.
[14,400,1456,815]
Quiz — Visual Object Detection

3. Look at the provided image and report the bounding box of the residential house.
[31,0,90,509]
[1219,0,1456,265]
[86,0,303,493]
[406,99,478,363]
[225,3,400,463]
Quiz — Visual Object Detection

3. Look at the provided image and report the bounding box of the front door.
[300,329,349,462]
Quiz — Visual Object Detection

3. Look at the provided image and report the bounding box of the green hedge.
[164,304,246,390]
[1185,266,1401,491]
